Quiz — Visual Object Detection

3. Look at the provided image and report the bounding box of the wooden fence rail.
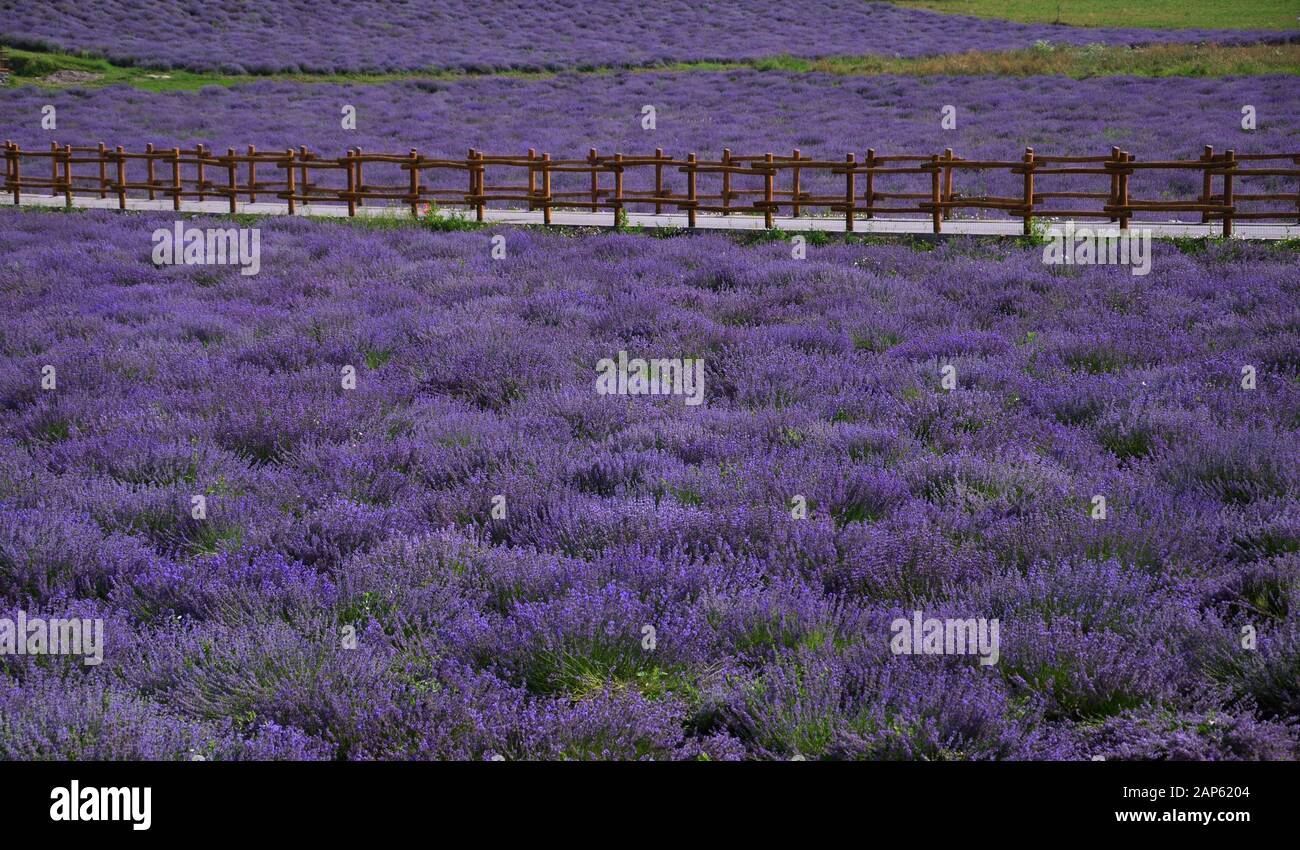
[6,141,1300,236]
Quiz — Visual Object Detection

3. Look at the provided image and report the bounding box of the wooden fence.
[5,141,1300,235]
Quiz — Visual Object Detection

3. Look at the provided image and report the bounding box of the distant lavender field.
[3,72,1295,217]
[0,0,1292,74]
[1,209,1297,759]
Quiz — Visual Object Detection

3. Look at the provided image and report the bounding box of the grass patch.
[888,0,1300,30]
[2,42,1297,93]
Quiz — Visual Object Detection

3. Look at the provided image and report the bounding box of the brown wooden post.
[298,145,309,203]
[171,148,182,211]
[346,148,357,217]
[943,147,954,220]
[844,152,856,233]
[1109,145,1121,223]
[763,152,774,229]
[146,142,156,201]
[9,142,20,205]
[929,154,941,233]
[97,142,108,199]
[247,143,257,204]
[541,152,552,226]
[791,149,802,218]
[613,152,624,224]
[864,148,876,220]
[473,148,483,223]
[408,148,419,218]
[1294,154,1300,225]
[50,141,58,198]
[1118,151,1131,231]
[115,146,127,210]
[197,144,207,203]
[1200,145,1213,224]
[526,148,536,212]
[1022,147,1035,236]
[285,148,297,216]
[1223,149,1235,238]
[721,148,731,217]
[654,147,664,216]
[354,145,363,209]
[62,144,72,208]
[687,153,697,228]
[588,147,598,212]
[226,147,237,214]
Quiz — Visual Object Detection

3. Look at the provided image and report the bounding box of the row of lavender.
[3,0,1294,74]
[3,73,1297,218]
[1,209,1297,759]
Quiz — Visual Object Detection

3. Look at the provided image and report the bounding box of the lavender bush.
[1,1,1291,75]
[1,208,1296,759]
[3,72,1296,218]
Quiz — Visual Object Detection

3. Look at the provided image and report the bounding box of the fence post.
[299,145,310,204]
[1022,147,1035,236]
[197,144,207,203]
[115,146,127,210]
[864,148,875,220]
[654,147,664,216]
[763,152,774,229]
[226,147,237,214]
[1294,154,1300,225]
[248,143,257,204]
[1112,150,1130,231]
[50,141,58,198]
[1200,145,1214,225]
[542,152,552,226]
[146,142,156,201]
[172,148,181,211]
[346,148,357,217]
[1223,149,1235,238]
[285,148,296,216]
[9,142,19,204]
[687,153,697,228]
[722,148,731,217]
[98,142,108,199]
[791,149,802,218]
[943,147,954,220]
[408,148,419,218]
[62,144,72,208]
[613,152,624,224]
[1112,148,1123,224]
[355,145,365,210]
[929,154,941,234]
[468,148,483,221]
[842,152,855,233]
[588,147,599,212]
[526,148,536,212]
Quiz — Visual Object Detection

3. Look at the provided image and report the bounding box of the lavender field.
[1,208,1297,760]
[4,72,1297,217]
[1,0,1290,74]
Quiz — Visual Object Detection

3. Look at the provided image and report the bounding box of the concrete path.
[7,195,1298,240]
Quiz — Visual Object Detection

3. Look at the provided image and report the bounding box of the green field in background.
[889,0,1299,30]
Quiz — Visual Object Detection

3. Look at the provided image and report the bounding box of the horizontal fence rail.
[6,141,1300,236]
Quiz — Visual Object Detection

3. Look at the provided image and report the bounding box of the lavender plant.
[0,208,1296,759]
